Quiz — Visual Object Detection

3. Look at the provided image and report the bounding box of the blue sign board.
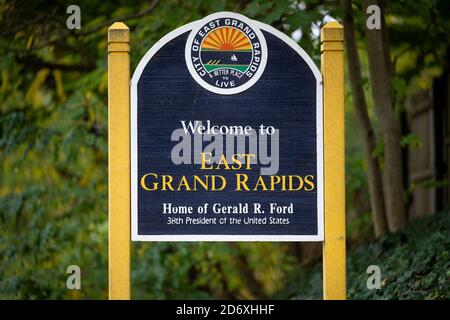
[131,12,323,241]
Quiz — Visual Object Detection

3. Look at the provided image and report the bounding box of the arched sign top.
[131,12,322,92]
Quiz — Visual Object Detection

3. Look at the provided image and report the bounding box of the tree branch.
[76,0,160,36]
[15,54,96,72]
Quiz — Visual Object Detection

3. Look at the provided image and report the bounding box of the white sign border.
[130,13,324,242]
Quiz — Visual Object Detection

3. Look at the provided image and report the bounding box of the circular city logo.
[185,12,267,95]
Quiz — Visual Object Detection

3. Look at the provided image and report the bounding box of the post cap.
[108,22,130,43]
[320,21,343,43]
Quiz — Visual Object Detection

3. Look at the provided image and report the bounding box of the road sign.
[130,12,323,241]
[108,13,345,300]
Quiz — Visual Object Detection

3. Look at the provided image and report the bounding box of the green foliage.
[344,103,373,240]
[1,0,449,300]
[131,242,294,299]
[347,211,374,242]
[275,211,450,300]
[348,211,450,299]
[401,133,422,149]
[392,76,407,97]
[0,0,336,300]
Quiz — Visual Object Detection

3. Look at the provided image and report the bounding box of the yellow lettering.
[253,176,268,191]
[270,175,281,191]
[177,176,192,191]
[216,154,231,170]
[289,175,304,191]
[242,154,256,169]
[235,174,250,191]
[193,175,209,190]
[231,154,243,170]
[201,152,213,170]
[161,175,174,191]
[211,175,227,191]
[304,175,315,191]
[140,173,158,191]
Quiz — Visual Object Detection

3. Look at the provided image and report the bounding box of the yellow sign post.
[107,20,345,300]
[321,21,346,300]
[108,22,131,300]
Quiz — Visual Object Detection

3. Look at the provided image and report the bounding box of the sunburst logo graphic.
[186,12,267,95]
[201,27,253,74]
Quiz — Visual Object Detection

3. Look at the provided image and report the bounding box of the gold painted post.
[321,21,346,300]
[108,22,131,300]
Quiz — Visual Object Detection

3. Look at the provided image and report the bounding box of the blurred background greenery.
[0,0,449,299]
